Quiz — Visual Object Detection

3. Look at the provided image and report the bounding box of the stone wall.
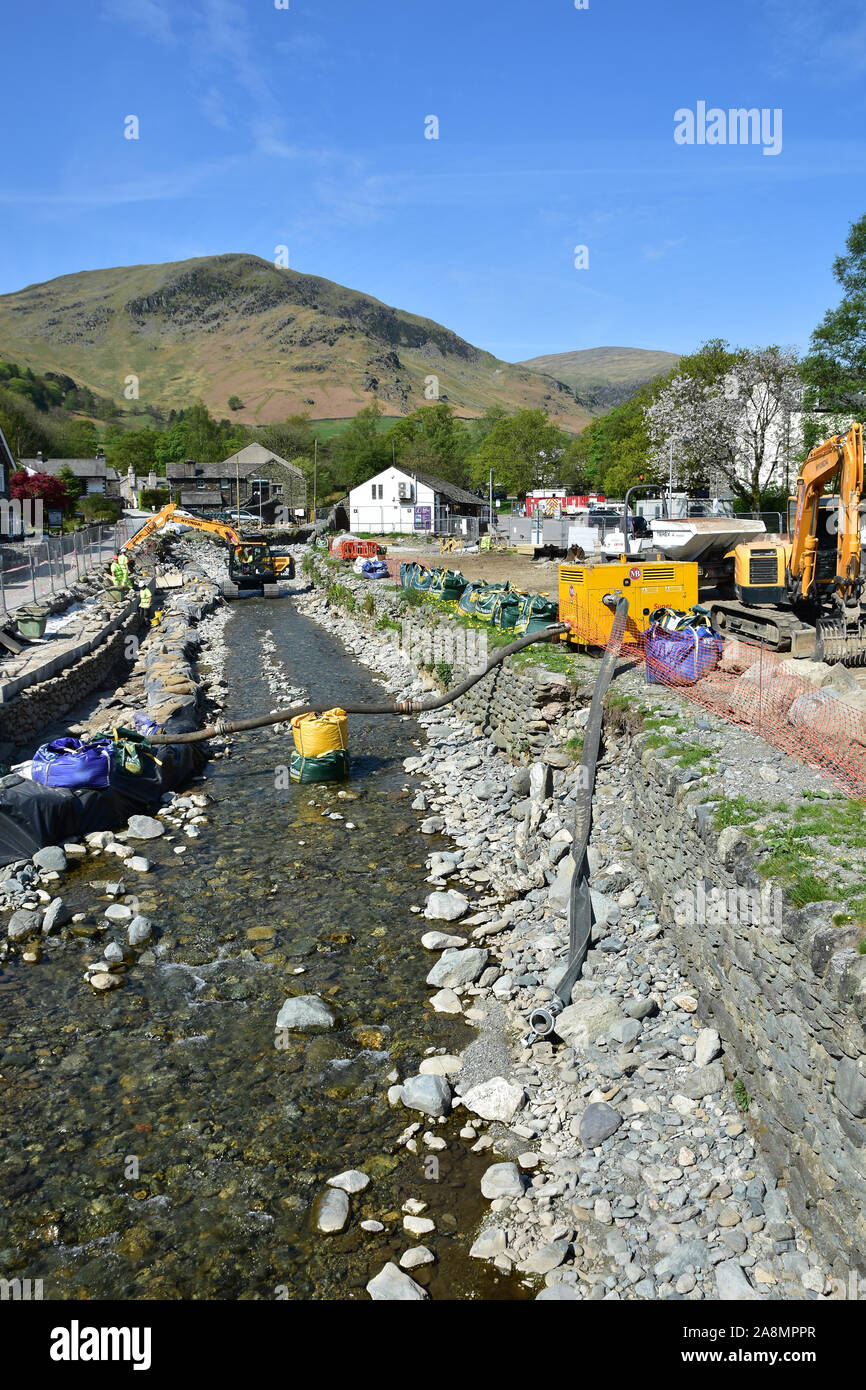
[0,605,146,748]
[624,733,866,1279]
[454,660,576,759]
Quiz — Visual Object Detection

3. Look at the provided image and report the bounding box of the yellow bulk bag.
[291,708,348,757]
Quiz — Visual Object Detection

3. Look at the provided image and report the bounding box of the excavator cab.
[226,534,280,598]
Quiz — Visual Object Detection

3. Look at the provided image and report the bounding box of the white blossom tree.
[645,345,802,509]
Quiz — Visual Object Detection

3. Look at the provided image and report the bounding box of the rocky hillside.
[0,254,595,430]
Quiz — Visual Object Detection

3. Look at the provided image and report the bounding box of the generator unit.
[558,559,699,648]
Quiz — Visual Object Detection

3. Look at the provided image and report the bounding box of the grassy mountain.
[518,346,680,409]
[0,253,595,432]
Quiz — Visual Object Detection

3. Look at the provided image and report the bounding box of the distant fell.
[518,346,681,409]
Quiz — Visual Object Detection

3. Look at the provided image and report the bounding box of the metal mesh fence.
[0,522,134,619]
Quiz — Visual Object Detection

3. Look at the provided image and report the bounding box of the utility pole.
[235,455,241,530]
[313,440,318,520]
[489,468,494,535]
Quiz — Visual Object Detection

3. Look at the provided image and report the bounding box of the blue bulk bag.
[361,559,389,578]
[645,623,723,686]
[31,737,114,790]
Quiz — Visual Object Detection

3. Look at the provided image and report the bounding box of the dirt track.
[386,545,562,597]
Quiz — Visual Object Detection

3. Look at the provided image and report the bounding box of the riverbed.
[0,591,528,1300]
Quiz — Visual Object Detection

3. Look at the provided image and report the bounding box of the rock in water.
[275,995,336,1031]
[424,890,470,921]
[480,1163,524,1199]
[425,947,488,989]
[400,1073,451,1117]
[126,815,165,840]
[366,1262,428,1300]
[8,910,40,941]
[578,1102,623,1147]
[33,845,67,873]
[314,1188,349,1234]
[399,1246,435,1270]
[461,1077,525,1123]
[128,915,153,946]
[327,1170,370,1193]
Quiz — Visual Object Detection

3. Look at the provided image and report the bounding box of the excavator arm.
[789,424,863,602]
[122,503,241,552]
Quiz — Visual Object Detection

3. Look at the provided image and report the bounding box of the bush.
[80,494,122,522]
[140,488,170,511]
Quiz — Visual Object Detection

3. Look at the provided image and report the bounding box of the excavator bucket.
[815,618,866,667]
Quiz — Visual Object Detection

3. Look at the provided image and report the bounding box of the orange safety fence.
[631,628,866,798]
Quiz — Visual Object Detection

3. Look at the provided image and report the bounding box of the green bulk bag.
[289,749,350,784]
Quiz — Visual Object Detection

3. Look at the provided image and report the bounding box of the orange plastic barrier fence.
[634,629,866,798]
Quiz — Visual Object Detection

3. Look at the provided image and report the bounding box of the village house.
[348,466,485,536]
[166,443,306,517]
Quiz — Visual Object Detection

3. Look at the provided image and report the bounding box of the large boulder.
[366,1262,428,1301]
[480,1162,524,1199]
[556,994,625,1048]
[461,1076,525,1123]
[425,947,488,990]
[400,1073,451,1117]
[424,890,470,921]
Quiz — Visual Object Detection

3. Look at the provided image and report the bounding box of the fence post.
[0,556,5,619]
[28,548,37,605]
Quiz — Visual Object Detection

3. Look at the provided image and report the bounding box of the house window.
[221,478,231,489]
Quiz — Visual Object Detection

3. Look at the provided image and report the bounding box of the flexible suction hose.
[146,622,571,745]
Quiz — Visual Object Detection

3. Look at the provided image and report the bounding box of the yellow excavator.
[708,424,865,663]
[122,503,295,599]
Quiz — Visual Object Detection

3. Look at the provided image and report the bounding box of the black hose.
[147,621,571,745]
[553,595,629,1005]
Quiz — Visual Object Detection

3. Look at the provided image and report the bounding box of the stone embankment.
[297,554,864,1300]
[0,551,228,994]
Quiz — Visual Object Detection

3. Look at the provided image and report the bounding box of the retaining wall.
[624,736,866,1279]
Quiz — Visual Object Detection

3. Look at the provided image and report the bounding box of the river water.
[0,594,527,1300]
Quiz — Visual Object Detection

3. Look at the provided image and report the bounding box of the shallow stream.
[0,594,527,1300]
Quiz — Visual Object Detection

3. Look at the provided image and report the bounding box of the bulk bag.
[290,708,348,757]
[645,623,723,686]
[289,750,350,785]
[31,737,114,790]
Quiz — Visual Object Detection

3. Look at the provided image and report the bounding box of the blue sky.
[3,0,866,364]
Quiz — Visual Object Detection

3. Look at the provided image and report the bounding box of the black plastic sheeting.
[0,707,207,867]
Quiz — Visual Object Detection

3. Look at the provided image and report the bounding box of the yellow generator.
[558,560,699,648]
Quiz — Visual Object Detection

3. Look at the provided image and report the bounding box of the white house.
[348,467,484,536]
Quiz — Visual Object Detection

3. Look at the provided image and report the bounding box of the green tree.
[259,415,317,460]
[57,464,83,512]
[384,402,470,486]
[105,429,161,474]
[468,408,565,495]
[228,395,244,412]
[56,419,99,458]
[329,401,392,489]
[801,211,866,451]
